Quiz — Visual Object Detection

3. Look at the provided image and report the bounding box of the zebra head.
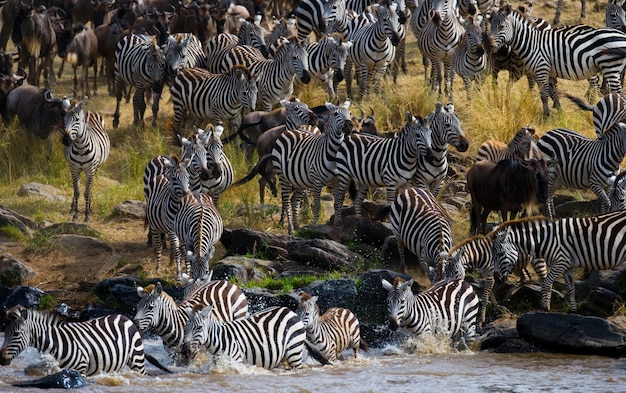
[199,122,225,180]
[325,101,354,137]
[404,112,434,163]
[237,18,269,58]
[489,3,515,51]
[61,96,88,146]
[184,244,215,281]
[327,36,352,83]
[427,102,469,152]
[280,37,311,84]
[134,282,169,332]
[180,132,211,182]
[441,250,466,280]
[610,171,626,211]
[376,4,401,46]
[491,227,519,282]
[164,155,193,199]
[381,277,413,331]
[281,98,319,129]
[145,35,167,84]
[0,306,31,366]
[296,292,321,332]
[464,14,486,57]
[183,304,215,359]
[231,65,258,116]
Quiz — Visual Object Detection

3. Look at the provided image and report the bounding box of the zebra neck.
[158,302,188,348]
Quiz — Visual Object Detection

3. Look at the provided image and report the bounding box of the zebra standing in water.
[195,122,234,206]
[451,13,491,99]
[537,123,626,218]
[112,34,166,128]
[134,281,248,364]
[489,4,626,116]
[332,112,434,227]
[183,304,307,369]
[382,277,479,347]
[272,102,354,234]
[378,187,452,281]
[413,102,468,195]
[0,306,169,376]
[296,292,364,362]
[491,210,626,311]
[60,97,110,222]
[304,35,352,102]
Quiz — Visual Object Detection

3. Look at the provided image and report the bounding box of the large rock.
[113,200,146,219]
[220,228,292,261]
[0,254,36,286]
[287,238,360,270]
[17,182,67,202]
[517,312,626,357]
[0,205,37,236]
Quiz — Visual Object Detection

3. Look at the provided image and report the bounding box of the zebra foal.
[60,96,110,222]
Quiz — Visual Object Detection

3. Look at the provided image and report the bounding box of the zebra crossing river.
[1,334,625,392]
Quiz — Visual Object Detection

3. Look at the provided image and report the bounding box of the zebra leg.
[396,236,408,274]
[132,87,147,126]
[481,276,495,326]
[332,179,350,227]
[113,78,124,129]
[356,65,368,100]
[311,182,324,224]
[152,228,164,272]
[563,269,578,311]
[345,58,353,98]
[591,183,611,213]
[553,0,563,25]
[169,234,184,281]
[538,80,552,117]
[279,179,295,233]
[83,172,95,222]
[151,90,162,127]
[70,169,81,221]
[354,185,368,216]
[540,261,567,311]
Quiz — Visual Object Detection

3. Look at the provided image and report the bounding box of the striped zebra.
[144,155,192,281]
[491,211,626,311]
[60,97,110,222]
[451,14,491,99]
[112,34,166,128]
[379,187,452,281]
[0,306,169,376]
[295,0,337,40]
[537,124,626,218]
[170,65,258,130]
[164,32,207,85]
[382,277,479,346]
[345,3,400,100]
[606,0,626,32]
[390,0,410,84]
[413,102,468,195]
[304,35,352,102]
[416,0,464,97]
[489,4,626,117]
[332,112,434,227]
[612,171,626,211]
[410,0,434,81]
[296,292,364,362]
[442,234,548,324]
[195,122,234,205]
[475,124,540,163]
[175,191,223,279]
[134,281,248,364]
[236,19,269,57]
[183,304,306,369]
[272,102,353,234]
[565,93,626,138]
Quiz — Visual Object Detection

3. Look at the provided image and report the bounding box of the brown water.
[1,333,625,393]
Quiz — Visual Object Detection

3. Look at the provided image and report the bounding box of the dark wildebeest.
[18,2,59,87]
[94,20,125,96]
[0,51,26,121]
[466,158,550,235]
[5,85,71,159]
[64,23,99,96]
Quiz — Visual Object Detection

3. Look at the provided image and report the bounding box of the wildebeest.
[5,84,71,159]
[466,158,550,235]
[62,23,99,96]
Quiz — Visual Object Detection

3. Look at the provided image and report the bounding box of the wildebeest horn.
[70,87,78,98]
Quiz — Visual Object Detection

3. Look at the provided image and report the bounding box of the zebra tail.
[305,341,332,366]
[233,154,273,186]
[145,353,173,374]
[374,204,392,221]
[563,94,594,112]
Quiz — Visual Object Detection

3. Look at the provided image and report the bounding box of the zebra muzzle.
[300,70,311,84]
[389,318,399,331]
[0,351,11,366]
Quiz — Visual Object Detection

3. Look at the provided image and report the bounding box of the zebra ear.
[6,305,26,321]
[404,111,412,123]
[435,102,444,112]
[184,306,194,319]
[400,278,414,291]
[214,122,225,139]
[137,286,145,296]
[200,304,213,319]
[310,296,319,304]
[341,41,353,49]
[279,99,290,107]
[381,277,393,291]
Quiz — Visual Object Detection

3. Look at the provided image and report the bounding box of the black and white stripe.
[295,0,337,40]
[451,14,490,99]
[475,124,539,163]
[606,0,626,32]
[305,35,352,102]
[566,92,626,138]
[60,97,110,222]
[164,32,207,85]
[194,123,234,205]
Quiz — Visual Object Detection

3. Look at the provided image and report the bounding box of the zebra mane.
[230,64,253,80]
[392,276,406,287]
[489,214,552,234]
[448,234,490,254]
[191,303,206,313]
[299,291,313,301]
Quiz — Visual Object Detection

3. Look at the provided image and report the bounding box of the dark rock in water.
[1,286,46,330]
[242,288,299,314]
[12,369,85,389]
[517,312,626,357]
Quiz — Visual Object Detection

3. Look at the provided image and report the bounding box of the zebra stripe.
[606,0,626,32]
[184,305,306,370]
[451,14,491,99]
[170,65,258,130]
[112,34,166,128]
[382,277,479,346]
[295,0,336,40]
[297,292,362,362]
[272,102,353,233]
[1,307,148,376]
[492,211,626,311]
[133,281,248,363]
[236,19,269,57]
[305,35,352,102]
[611,171,626,211]
[490,4,626,116]
[537,124,626,217]
[61,97,110,222]
[164,32,207,85]
[194,122,234,205]
[175,192,223,279]
[475,124,540,163]
[388,187,452,282]
[332,112,433,227]
[566,93,626,138]
[413,102,468,195]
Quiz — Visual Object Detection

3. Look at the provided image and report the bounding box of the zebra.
[170,65,258,131]
[381,277,479,347]
[175,191,223,279]
[441,234,548,325]
[606,0,626,32]
[390,0,410,84]
[236,18,269,57]
[304,35,352,102]
[416,0,464,97]
[611,171,626,211]
[345,3,400,100]
[163,32,207,86]
[195,122,234,205]
[451,13,491,100]
[489,4,626,117]
[475,124,540,163]
[183,304,306,369]
[537,123,626,218]
[379,187,452,282]
[565,92,626,138]
[60,96,110,222]
[296,292,364,362]
[112,34,166,128]
[0,306,169,376]
[491,211,626,311]
[144,155,193,281]
[295,0,337,41]
[272,102,354,234]
[413,102,468,195]
[332,112,434,227]
[134,281,248,364]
